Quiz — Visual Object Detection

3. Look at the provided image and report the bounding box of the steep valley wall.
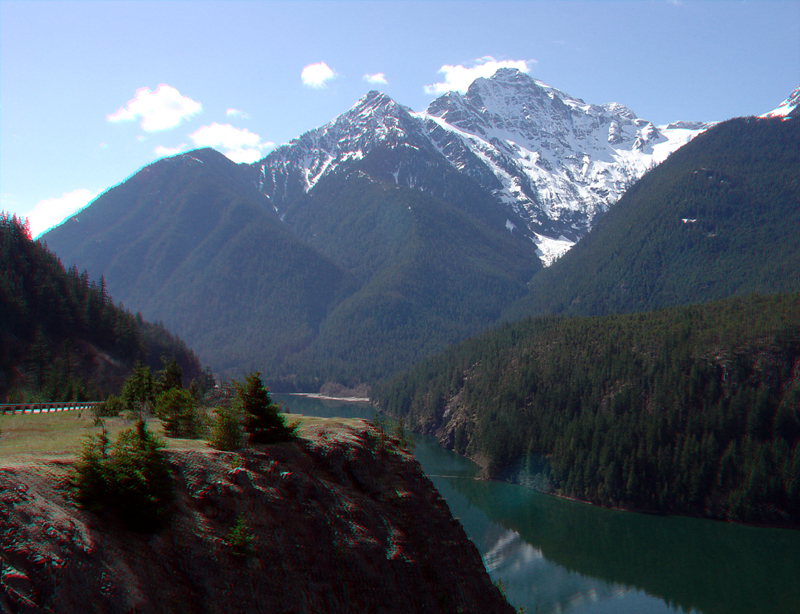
[0,421,513,613]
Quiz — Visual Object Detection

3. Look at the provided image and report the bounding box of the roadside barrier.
[0,402,102,415]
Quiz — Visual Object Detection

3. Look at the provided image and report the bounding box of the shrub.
[95,394,124,418]
[72,420,174,531]
[155,388,207,438]
[209,405,246,451]
[227,513,255,557]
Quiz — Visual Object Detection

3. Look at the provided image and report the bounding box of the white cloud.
[154,144,189,157]
[363,72,388,85]
[301,62,338,88]
[107,84,202,132]
[26,188,98,238]
[424,57,534,95]
[189,123,274,164]
[226,108,250,119]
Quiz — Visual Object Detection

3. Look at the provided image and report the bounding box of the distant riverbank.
[286,392,370,403]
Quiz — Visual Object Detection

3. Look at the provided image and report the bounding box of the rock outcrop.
[0,420,513,613]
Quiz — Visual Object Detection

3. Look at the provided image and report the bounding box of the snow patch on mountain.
[533,233,575,267]
[418,69,709,243]
[761,85,800,119]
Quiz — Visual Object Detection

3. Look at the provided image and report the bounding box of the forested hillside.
[272,165,540,387]
[41,149,351,382]
[506,116,800,319]
[42,148,539,388]
[0,213,202,401]
[374,293,800,524]
[37,113,798,393]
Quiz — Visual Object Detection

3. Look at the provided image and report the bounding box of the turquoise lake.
[277,394,800,614]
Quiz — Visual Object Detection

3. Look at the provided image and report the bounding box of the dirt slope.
[0,419,513,613]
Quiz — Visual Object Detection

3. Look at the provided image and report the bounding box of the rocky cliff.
[0,420,513,613]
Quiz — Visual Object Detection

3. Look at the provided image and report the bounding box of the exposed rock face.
[0,422,513,613]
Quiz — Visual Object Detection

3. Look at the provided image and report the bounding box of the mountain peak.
[480,67,533,85]
[354,89,399,109]
[255,89,428,196]
[762,84,800,119]
[254,69,707,264]
[346,90,410,122]
[466,68,550,102]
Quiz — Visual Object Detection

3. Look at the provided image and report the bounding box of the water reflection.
[419,455,687,614]
[431,453,800,614]
[276,396,800,614]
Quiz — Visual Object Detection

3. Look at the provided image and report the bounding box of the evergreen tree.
[236,372,297,444]
[155,387,204,438]
[72,420,174,531]
[121,365,155,417]
[157,357,183,394]
[209,404,246,451]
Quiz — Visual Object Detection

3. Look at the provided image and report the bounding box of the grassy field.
[0,411,367,464]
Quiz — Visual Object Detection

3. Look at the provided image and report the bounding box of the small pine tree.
[157,357,183,394]
[236,372,297,444]
[209,405,246,451]
[72,420,174,531]
[120,365,155,418]
[155,388,205,438]
[227,513,255,557]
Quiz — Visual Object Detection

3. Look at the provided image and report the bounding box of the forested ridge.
[374,293,800,524]
[0,213,202,401]
[506,116,800,320]
[42,148,539,389]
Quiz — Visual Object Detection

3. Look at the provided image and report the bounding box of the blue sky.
[2,0,798,237]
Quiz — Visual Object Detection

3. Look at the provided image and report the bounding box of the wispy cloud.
[226,108,250,119]
[189,123,274,164]
[424,56,535,95]
[363,73,388,85]
[301,62,338,88]
[154,144,189,157]
[107,85,202,132]
[26,188,98,237]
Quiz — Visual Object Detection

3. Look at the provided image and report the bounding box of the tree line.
[0,211,202,401]
[374,292,800,525]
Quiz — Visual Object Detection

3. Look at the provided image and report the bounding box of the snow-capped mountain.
[254,69,710,265]
[256,91,438,200]
[761,84,800,119]
[417,69,710,262]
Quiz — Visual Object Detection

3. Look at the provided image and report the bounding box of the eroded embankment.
[0,420,513,614]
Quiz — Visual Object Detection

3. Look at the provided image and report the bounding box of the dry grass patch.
[0,413,206,464]
[0,412,368,465]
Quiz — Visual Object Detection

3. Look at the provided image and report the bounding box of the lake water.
[277,394,800,614]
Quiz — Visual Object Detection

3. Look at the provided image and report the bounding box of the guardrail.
[0,402,102,415]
